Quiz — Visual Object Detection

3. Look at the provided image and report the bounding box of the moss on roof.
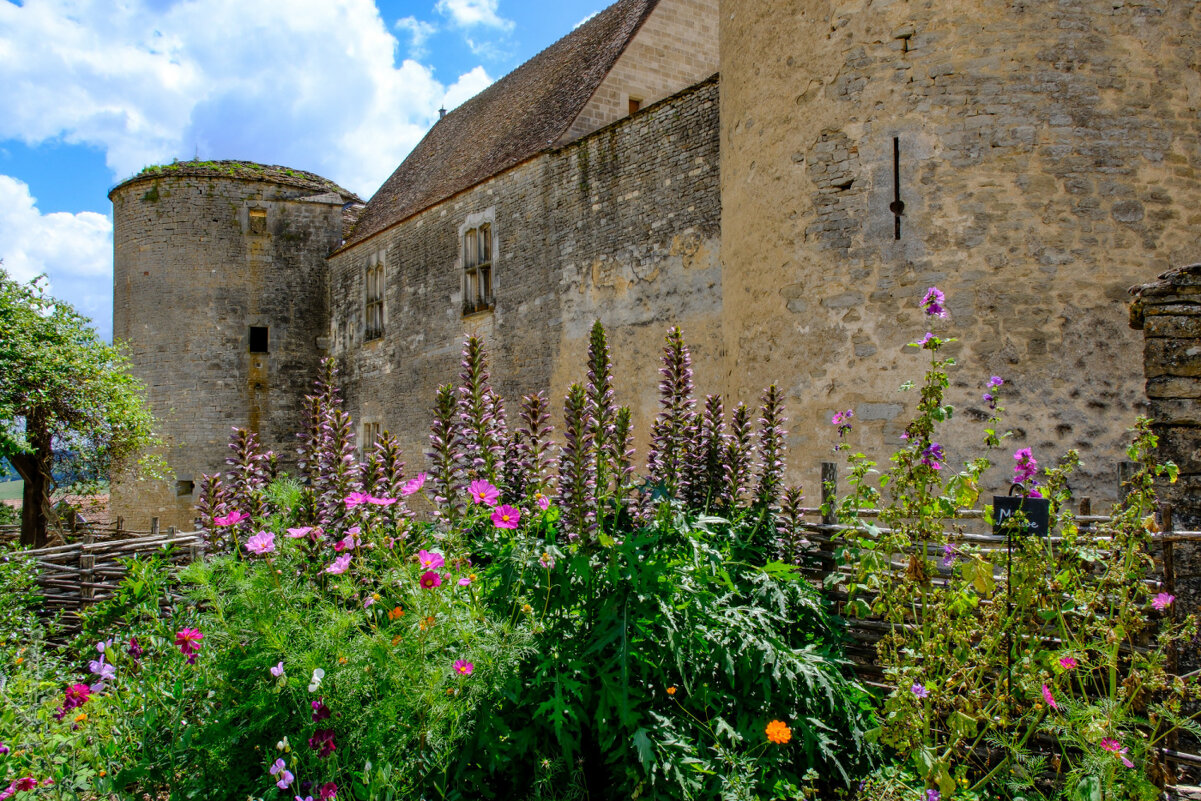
[109,160,360,201]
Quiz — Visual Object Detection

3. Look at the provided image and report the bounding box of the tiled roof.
[110,160,361,202]
[340,0,658,251]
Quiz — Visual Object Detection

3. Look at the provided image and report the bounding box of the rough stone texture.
[329,79,722,468]
[720,0,1201,503]
[1132,264,1201,641]
[110,168,353,529]
[562,0,719,143]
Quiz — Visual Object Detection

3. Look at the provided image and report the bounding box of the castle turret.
[720,1,1201,499]
[110,161,359,529]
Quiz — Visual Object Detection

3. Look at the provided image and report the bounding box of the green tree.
[0,267,159,547]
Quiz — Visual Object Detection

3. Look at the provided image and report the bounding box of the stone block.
[1144,338,1201,378]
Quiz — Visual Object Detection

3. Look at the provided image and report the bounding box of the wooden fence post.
[79,532,95,607]
[150,517,160,538]
[821,462,838,526]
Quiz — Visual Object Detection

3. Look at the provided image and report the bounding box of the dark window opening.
[249,326,269,353]
[248,208,267,235]
[628,97,642,115]
[176,480,195,497]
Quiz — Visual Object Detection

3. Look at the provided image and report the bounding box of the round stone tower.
[110,161,360,530]
[720,1,1201,500]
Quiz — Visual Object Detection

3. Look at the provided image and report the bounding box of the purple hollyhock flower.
[988,376,1004,389]
[941,543,958,568]
[1013,448,1038,485]
[920,442,945,470]
[922,287,947,317]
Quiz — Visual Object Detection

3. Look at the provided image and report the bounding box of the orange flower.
[388,606,405,621]
[765,720,791,745]
[391,634,403,646]
[666,686,677,696]
[74,713,88,724]
[14,657,23,665]
[337,656,348,665]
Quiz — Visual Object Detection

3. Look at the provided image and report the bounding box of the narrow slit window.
[249,326,269,353]
[463,223,494,314]
[176,480,195,497]
[365,250,385,341]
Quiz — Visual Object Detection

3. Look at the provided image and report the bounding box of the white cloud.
[395,15,438,58]
[443,66,493,111]
[435,0,514,30]
[0,0,493,198]
[573,11,599,29]
[0,175,113,339]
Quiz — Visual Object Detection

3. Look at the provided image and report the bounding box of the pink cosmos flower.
[453,659,474,676]
[245,530,276,555]
[54,683,92,720]
[458,576,473,586]
[325,554,352,575]
[420,571,443,590]
[319,783,338,801]
[468,479,501,506]
[536,494,550,511]
[1152,592,1175,611]
[285,526,313,538]
[213,510,249,527]
[343,491,370,509]
[175,628,203,661]
[1041,684,1058,710]
[491,505,521,529]
[1101,738,1134,768]
[418,550,445,570]
[333,533,360,552]
[1058,656,1078,670]
[401,473,427,496]
[367,495,397,506]
[270,758,294,789]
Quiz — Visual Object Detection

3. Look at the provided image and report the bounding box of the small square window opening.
[628,97,642,115]
[176,480,195,497]
[249,326,269,353]
[248,208,267,235]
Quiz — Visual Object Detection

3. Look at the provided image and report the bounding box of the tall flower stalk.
[647,326,695,498]
[558,383,595,543]
[429,384,465,520]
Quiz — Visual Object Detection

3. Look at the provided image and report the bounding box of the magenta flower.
[920,443,945,471]
[417,550,445,570]
[311,699,331,722]
[270,661,285,678]
[401,473,427,496]
[468,479,500,506]
[319,783,338,801]
[367,495,397,506]
[1152,592,1175,611]
[831,409,853,426]
[940,543,958,568]
[916,332,935,347]
[491,505,521,529]
[270,758,294,789]
[922,287,947,317]
[1058,656,1078,670]
[536,494,550,511]
[453,659,474,676]
[1013,448,1038,485]
[988,376,1004,389]
[127,637,143,660]
[245,530,276,555]
[1101,738,1134,768]
[333,533,360,552]
[343,491,370,509]
[458,576,473,586]
[175,628,203,663]
[53,683,92,720]
[13,779,36,792]
[911,683,929,699]
[925,791,940,801]
[213,510,248,527]
[1041,684,1058,710]
[308,728,337,757]
[285,526,314,538]
[325,554,352,575]
[0,743,8,755]
[420,571,443,590]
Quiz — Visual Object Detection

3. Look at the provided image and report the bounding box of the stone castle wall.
[563,0,719,143]
[720,0,1201,502]
[111,173,347,529]
[329,77,721,468]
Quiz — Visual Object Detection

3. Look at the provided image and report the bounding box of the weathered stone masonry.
[110,166,356,529]
[328,77,721,466]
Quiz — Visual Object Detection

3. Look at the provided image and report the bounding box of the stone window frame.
[460,209,496,316]
[365,249,386,342]
[245,204,269,236]
[361,421,382,456]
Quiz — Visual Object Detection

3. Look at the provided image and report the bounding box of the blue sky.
[0,0,605,340]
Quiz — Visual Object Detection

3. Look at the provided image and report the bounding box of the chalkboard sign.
[992,496,1051,538]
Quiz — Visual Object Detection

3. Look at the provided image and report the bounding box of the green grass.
[0,480,23,502]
